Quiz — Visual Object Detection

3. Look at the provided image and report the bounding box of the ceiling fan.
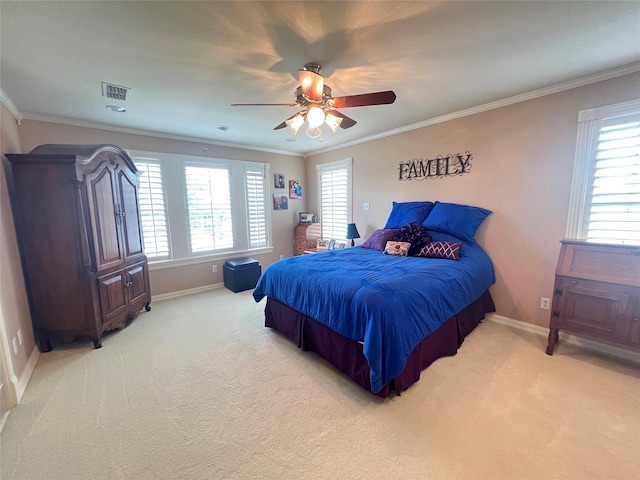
[231,63,396,138]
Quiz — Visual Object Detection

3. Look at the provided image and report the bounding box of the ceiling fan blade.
[231,103,299,107]
[298,69,324,102]
[330,90,396,109]
[326,109,357,129]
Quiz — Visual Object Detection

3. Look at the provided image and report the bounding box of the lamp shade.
[346,223,360,246]
[286,114,305,135]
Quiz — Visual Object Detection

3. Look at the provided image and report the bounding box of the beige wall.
[18,121,307,296]
[307,72,640,328]
[1,103,36,379]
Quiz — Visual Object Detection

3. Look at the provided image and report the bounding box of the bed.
[253,201,496,397]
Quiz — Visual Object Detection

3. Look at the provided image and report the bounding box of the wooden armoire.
[6,144,151,351]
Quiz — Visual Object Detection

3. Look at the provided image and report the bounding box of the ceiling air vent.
[102,82,131,101]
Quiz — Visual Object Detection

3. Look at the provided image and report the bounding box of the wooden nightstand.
[294,223,321,256]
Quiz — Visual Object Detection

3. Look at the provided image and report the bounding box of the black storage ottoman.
[223,257,261,293]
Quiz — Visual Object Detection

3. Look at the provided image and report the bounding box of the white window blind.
[185,164,234,253]
[135,159,170,259]
[245,168,268,248]
[317,159,352,240]
[566,100,640,246]
[585,115,640,244]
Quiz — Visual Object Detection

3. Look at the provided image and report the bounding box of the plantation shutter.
[245,168,268,248]
[584,113,640,245]
[135,159,170,259]
[318,159,351,240]
[185,164,234,253]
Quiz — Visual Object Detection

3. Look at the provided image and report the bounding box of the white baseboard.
[485,313,640,364]
[152,282,224,303]
[16,345,39,402]
[0,401,9,433]
[1,345,40,433]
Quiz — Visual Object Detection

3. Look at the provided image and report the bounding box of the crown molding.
[19,112,301,157]
[306,62,640,156]
[0,88,23,123]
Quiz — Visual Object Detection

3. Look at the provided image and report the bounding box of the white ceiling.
[1,1,639,155]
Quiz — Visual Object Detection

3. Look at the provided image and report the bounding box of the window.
[566,99,640,245]
[185,164,234,254]
[317,158,352,240]
[134,159,170,259]
[129,150,271,266]
[245,168,268,248]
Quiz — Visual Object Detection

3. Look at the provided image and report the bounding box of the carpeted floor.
[1,288,639,480]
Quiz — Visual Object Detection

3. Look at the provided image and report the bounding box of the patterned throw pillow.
[417,241,463,260]
[383,241,411,257]
[392,222,432,256]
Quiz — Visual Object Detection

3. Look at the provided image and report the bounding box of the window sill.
[147,247,273,271]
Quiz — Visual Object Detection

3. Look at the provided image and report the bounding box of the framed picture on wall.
[273,193,288,210]
[289,180,302,199]
[274,173,285,189]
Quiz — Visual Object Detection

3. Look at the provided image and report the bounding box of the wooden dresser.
[546,239,640,355]
[7,144,151,351]
[294,223,321,256]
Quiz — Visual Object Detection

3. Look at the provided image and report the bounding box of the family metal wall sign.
[398,151,472,181]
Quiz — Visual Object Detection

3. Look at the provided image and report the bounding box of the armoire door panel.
[118,170,144,259]
[98,271,127,320]
[90,168,123,270]
[126,263,148,304]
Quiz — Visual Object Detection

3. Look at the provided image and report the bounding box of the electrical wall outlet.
[540,297,551,310]
[363,202,370,211]
[212,264,217,273]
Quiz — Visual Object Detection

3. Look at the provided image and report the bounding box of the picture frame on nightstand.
[316,239,329,250]
[299,212,311,223]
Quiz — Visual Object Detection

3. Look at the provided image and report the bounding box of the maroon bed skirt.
[264,290,495,398]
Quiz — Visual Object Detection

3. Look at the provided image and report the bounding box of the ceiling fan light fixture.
[307,106,325,128]
[306,126,322,138]
[286,114,305,135]
[299,66,324,101]
[325,112,343,133]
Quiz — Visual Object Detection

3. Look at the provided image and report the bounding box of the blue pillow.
[422,202,492,244]
[383,201,434,229]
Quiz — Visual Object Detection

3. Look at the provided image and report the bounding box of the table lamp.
[346,223,361,247]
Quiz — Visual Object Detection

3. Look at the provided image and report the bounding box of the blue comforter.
[253,238,495,393]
